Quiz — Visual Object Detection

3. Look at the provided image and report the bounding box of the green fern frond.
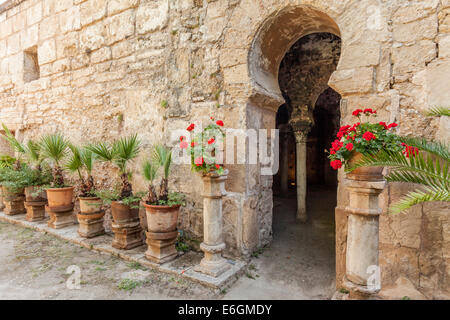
[426,106,450,117]
[390,186,450,214]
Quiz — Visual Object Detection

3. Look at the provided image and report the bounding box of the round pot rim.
[143,203,181,210]
[46,186,74,191]
[79,196,101,200]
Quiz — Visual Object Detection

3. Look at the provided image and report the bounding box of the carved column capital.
[293,128,310,144]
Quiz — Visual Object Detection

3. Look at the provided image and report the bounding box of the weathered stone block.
[329,67,374,94]
[60,5,81,33]
[105,9,135,45]
[108,0,139,16]
[393,15,438,43]
[136,0,168,34]
[26,2,42,26]
[338,43,380,69]
[38,39,56,64]
[80,0,107,26]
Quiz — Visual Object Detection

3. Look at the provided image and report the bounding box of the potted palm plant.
[0,155,16,210]
[39,133,73,210]
[67,144,105,237]
[88,134,143,249]
[141,145,185,263]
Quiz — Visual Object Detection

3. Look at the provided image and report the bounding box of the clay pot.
[46,186,74,211]
[110,201,139,224]
[143,203,180,233]
[0,187,4,210]
[346,152,384,181]
[79,196,102,214]
[2,185,25,201]
[24,185,46,202]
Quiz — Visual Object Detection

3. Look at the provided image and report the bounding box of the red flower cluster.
[401,143,419,158]
[179,135,188,149]
[187,123,195,131]
[330,160,342,170]
[352,108,376,116]
[362,131,376,141]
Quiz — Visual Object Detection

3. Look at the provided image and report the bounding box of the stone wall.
[0,0,449,298]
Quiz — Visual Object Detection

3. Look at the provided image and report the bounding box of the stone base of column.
[296,208,307,223]
[46,205,75,229]
[77,211,105,238]
[25,201,46,222]
[194,242,231,277]
[343,276,380,300]
[145,230,178,264]
[4,197,26,215]
[111,221,143,250]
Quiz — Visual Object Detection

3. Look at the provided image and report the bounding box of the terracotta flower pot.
[79,196,102,214]
[24,185,46,202]
[2,185,24,201]
[110,201,139,224]
[143,203,180,233]
[46,186,74,211]
[346,152,384,181]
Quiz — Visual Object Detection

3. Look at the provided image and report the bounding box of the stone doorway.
[270,32,341,294]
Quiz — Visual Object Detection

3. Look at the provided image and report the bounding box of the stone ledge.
[0,211,246,290]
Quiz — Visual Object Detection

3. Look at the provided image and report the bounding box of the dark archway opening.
[271,32,341,297]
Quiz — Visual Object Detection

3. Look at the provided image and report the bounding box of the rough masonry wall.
[0,0,449,298]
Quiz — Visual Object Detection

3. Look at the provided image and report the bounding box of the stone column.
[194,170,231,277]
[344,177,385,298]
[294,129,309,223]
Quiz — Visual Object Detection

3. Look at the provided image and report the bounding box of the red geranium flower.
[345,143,354,151]
[403,145,419,158]
[352,109,363,116]
[379,122,388,130]
[362,131,376,141]
[180,136,186,141]
[216,120,224,127]
[388,123,398,129]
[330,160,342,170]
[208,138,215,145]
[179,141,188,149]
[331,140,344,151]
[187,123,195,131]
[194,156,204,166]
[330,149,336,155]
[215,164,220,169]
[337,131,344,139]
[191,141,198,147]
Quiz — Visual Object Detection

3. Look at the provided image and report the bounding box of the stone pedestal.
[46,205,75,229]
[4,196,26,215]
[294,129,309,223]
[25,201,46,222]
[111,221,143,250]
[0,191,4,211]
[194,170,231,277]
[145,230,178,264]
[344,178,385,297]
[77,211,105,238]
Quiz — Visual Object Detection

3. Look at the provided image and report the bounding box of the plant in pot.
[326,108,404,180]
[0,155,16,210]
[39,133,75,228]
[141,145,185,263]
[179,117,232,277]
[1,125,52,209]
[87,134,144,249]
[67,144,105,237]
[0,166,29,215]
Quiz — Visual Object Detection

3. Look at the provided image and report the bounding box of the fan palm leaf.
[152,144,172,179]
[1,123,25,154]
[80,147,95,174]
[142,159,158,183]
[66,144,83,177]
[112,134,141,173]
[86,142,115,163]
[390,186,450,215]
[426,106,450,117]
[39,133,69,165]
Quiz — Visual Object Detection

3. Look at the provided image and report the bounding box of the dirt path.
[0,187,336,300]
[0,221,218,300]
